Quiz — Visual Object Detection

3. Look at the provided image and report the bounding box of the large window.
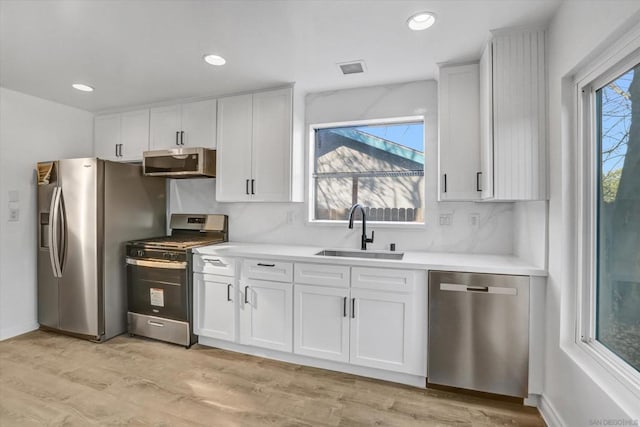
[310,119,425,223]
[595,61,640,373]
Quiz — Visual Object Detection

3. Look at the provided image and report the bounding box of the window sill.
[561,338,640,418]
[307,219,426,230]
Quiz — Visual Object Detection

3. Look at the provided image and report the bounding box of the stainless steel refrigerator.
[37,158,166,341]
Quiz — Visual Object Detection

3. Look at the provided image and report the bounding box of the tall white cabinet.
[479,28,547,200]
[216,87,294,202]
[438,63,481,201]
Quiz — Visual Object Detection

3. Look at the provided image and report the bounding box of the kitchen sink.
[315,249,404,260]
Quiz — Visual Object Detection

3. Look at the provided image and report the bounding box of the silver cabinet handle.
[343,297,347,317]
[244,286,249,304]
[115,144,119,157]
[443,173,447,193]
[476,172,482,192]
[246,179,249,195]
[351,298,356,319]
[176,131,179,146]
[251,179,255,195]
[227,284,232,301]
[257,263,275,267]
[180,130,184,145]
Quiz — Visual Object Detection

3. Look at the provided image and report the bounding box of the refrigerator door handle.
[57,188,67,274]
[49,187,62,278]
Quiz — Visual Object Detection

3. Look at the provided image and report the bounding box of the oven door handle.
[126,258,187,270]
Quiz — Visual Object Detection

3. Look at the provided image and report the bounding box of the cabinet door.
[438,64,481,201]
[120,109,149,162]
[294,285,349,362]
[349,289,423,374]
[216,94,253,201]
[149,105,181,150]
[240,279,292,352]
[251,88,292,202]
[94,114,121,161]
[193,273,236,342]
[181,99,217,148]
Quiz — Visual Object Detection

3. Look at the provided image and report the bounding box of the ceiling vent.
[337,60,366,75]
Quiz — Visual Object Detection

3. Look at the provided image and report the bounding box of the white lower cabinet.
[349,289,419,374]
[240,278,293,352]
[293,264,427,376]
[294,284,350,362]
[194,257,427,381]
[193,273,236,342]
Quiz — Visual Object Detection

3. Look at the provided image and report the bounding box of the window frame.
[575,45,640,397]
[307,116,426,228]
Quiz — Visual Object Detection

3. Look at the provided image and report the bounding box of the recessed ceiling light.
[203,54,226,66]
[407,12,436,31]
[72,83,94,92]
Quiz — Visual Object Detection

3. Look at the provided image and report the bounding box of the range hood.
[143,147,216,178]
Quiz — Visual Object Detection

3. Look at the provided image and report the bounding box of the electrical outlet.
[439,213,452,226]
[470,213,480,229]
[286,210,296,224]
[9,207,19,222]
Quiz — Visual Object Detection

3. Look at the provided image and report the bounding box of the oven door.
[126,258,188,321]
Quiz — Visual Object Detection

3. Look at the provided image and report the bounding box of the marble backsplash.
[169,178,514,255]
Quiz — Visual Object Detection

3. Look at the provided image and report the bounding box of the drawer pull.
[227,283,232,301]
[467,286,489,292]
[257,263,276,267]
[351,298,356,319]
[203,258,224,265]
[244,286,249,304]
[148,320,164,327]
[343,297,347,317]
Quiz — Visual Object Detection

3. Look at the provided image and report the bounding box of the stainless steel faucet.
[348,203,374,250]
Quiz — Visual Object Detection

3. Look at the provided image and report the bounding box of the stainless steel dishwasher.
[428,271,530,398]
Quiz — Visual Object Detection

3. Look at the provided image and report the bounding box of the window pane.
[596,62,640,372]
[313,122,425,223]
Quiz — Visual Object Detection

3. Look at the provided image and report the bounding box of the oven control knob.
[136,250,144,257]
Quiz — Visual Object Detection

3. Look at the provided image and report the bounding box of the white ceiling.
[0,0,561,113]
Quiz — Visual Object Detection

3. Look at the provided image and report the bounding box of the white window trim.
[307,116,426,227]
[574,30,640,400]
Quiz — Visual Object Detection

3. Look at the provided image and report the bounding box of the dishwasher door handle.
[440,282,517,295]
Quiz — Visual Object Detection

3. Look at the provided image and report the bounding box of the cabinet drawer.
[351,267,419,293]
[294,263,350,288]
[193,255,236,276]
[243,259,293,283]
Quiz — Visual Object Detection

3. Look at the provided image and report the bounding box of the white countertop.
[194,242,547,276]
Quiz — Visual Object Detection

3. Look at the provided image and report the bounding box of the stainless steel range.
[126,214,228,347]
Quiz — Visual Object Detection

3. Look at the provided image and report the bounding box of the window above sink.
[308,117,425,226]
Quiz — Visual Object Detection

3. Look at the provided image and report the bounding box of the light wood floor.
[0,330,544,426]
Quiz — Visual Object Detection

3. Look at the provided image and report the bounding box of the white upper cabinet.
[94,109,149,162]
[479,29,547,200]
[149,99,217,150]
[216,87,293,202]
[438,63,481,201]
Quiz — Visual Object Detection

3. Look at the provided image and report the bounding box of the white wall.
[0,88,93,340]
[513,201,547,269]
[544,2,640,425]
[170,80,514,254]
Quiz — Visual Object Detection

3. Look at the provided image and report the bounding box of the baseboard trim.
[197,336,426,388]
[0,322,39,341]
[539,393,565,427]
